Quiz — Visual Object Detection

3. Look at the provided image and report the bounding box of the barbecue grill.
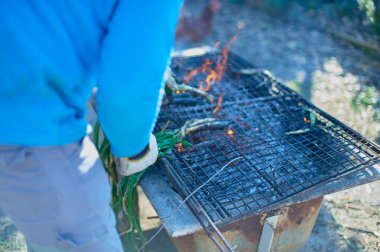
[140,47,380,252]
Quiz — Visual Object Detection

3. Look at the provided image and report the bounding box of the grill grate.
[155,51,380,224]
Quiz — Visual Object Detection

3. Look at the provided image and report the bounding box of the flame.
[183,67,201,83]
[215,34,237,82]
[183,59,213,83]
[202,58,214,70]
[182,35,238,116]
[227,128,235,137]
[177,142,184,153]
[183,35,238,92]
[212,94,224,114]
[202,70,217,91]
[198,81,209,91]
[213,41,221,49]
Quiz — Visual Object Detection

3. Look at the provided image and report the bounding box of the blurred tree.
[374,0,380,33]
[256,0,359,14]
[265,0,292,10]
[255,0,379,34]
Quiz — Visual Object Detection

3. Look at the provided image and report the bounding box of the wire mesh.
[167,52,293,108]
[156,51,380,224]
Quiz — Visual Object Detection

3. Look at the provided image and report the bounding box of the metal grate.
[155,51,380,224]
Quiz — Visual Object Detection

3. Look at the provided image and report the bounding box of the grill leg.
[258,215,279,252]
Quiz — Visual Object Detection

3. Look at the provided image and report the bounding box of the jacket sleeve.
[96,0,183,157]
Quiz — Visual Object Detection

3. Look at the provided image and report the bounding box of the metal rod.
[200,208,236,252]
[159,157,242,252]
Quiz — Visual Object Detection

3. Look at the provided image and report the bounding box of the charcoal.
[155,51,380,224]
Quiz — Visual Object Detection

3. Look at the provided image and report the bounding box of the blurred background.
[1,1,379,251]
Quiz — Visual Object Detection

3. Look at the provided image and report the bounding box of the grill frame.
[155,50,380,226]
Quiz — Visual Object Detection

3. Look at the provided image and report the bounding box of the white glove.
[116,134,158,176]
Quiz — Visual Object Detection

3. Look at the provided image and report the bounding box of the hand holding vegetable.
[116,134,159,176]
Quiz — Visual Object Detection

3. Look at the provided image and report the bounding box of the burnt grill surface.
[155,52,380,224]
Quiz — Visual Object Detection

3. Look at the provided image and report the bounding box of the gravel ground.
[0,210,25,251]
[1,1,379,251]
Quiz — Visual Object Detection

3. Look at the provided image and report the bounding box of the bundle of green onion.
[93,122,191,250]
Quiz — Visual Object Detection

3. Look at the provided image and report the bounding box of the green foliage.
[309,111,317,128]
[93,122,191,250]
[329,0,361,16]
[256,0,294,14]
[358,0,376,22]
[303,107,318,128]
[286,80,302,93]
[260,0,379,27]
[264,0,293,11]
[351,85,379,112]
[374,0,380,33]
[156,130,191,157]
[258,0,380,36]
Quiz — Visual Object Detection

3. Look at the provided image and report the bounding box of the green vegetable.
[309,111,317,128]
[93,123,191,250]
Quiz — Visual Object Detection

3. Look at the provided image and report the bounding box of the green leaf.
[93,121,100,149]
[309,111,316,128]
[99,138,110,163]
[94,120,192,250]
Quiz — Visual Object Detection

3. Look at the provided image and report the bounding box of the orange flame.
[227,128,235,137]
[177,142,185,153]
[183,59,213,84]
[215,34,237,82]
[183,35,238,92]
[213,41,221,49]
[212,94,224,114]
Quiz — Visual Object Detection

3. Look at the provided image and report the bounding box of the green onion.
[93,122,191,250]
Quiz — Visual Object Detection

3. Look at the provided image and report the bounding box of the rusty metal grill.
[155,51,380,224]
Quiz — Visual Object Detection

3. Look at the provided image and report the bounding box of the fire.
[183,34,238,93]
[213,41,221,49]
[201,69,217,91]
[177,142,185,153]
[212,94,223,114]
[215,34,237,81]
[182,34,238,115]
[227,128,235,137]
[183,59,213,84]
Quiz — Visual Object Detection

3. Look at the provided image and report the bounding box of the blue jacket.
[0,1,182,157]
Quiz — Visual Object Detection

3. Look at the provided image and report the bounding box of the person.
[0,1,183,251]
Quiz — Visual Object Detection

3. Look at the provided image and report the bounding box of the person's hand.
[115,134,158,176]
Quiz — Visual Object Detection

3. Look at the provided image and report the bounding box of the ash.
[156,53,380,223]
